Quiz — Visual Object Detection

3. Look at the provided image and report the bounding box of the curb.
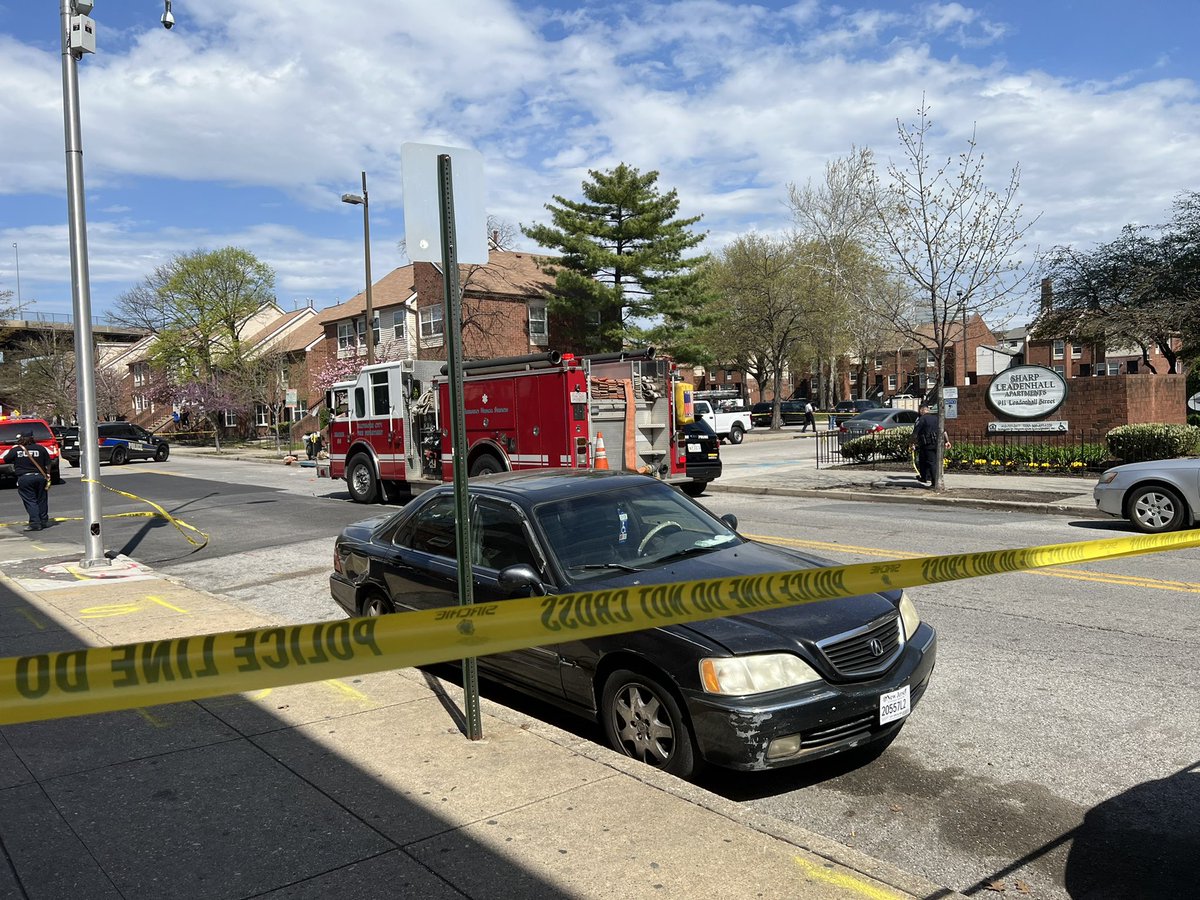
[710,483,1108,519]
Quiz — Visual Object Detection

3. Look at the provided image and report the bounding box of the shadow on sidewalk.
[0,576,588,899]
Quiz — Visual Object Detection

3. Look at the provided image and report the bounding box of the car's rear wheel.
[110,446,127,465]
[1128,485,1187,533]
[346,454,379,504]
[727,424,744,445]
[680,481,706,497]
[154,444,170,462]
[360,592,394,616]
[601,668,698,778]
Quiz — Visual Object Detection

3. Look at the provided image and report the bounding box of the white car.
[1093,458,1200,533]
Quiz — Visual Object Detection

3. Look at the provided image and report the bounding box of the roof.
[315,264,417,324]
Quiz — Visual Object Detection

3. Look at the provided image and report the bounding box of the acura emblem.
[868,639,884,657]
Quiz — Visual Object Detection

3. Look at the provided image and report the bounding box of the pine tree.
[522,164,707,354]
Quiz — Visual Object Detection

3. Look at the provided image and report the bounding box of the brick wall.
[947,374,1187,440]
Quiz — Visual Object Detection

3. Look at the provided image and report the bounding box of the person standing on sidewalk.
[3,434,51,531]
[802,400,816,432]
[912,404,950,486]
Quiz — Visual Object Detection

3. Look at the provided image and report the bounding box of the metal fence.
[816,428,1109,471]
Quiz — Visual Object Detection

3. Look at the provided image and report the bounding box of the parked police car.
[63,422,170,467]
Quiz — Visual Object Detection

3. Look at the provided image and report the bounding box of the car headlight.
[898,591,921,640]
[699,653,821,695]
[1098,469,1119,485]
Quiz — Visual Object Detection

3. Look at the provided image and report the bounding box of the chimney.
[1040,277,1052,312]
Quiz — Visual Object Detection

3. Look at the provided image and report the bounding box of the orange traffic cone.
[594,433,609,470]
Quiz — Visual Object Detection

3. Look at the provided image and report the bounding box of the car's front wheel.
[601,668,699,778]
[1128,484,1187,533]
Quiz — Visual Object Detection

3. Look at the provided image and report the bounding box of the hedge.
[1105,423,1200,463]
[840,426,914,461]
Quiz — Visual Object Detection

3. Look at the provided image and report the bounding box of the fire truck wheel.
[680,481,706,497]
[469,454,505,477]
[346,454,380,503]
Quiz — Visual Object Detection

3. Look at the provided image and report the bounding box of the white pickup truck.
[692,399,753,444]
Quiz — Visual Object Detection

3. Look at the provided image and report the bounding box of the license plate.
[879,685,910,725]
[687,443,701,452]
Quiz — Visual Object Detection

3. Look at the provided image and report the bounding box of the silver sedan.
[1093,457,1200,533]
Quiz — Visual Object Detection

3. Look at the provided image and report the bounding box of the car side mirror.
[498,564,546,596]
[720,513,738,531]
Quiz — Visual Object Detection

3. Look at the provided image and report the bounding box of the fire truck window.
[399,494,458,558]
[371,371,390,416]
[473,500,539,572]
[354,388,366,419]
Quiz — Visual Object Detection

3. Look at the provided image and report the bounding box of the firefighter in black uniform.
[3,434,52,531]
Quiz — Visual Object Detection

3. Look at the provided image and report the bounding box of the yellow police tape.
[1,527,1198,724]
[3,478,209,551]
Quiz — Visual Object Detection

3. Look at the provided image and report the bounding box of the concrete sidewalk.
[0,530,962,899]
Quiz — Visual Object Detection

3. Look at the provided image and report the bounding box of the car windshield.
[0,422,53,443]
[534,481,741,583]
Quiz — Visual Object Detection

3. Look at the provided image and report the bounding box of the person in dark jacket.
[911,404,950,486]
[3,435,51,531]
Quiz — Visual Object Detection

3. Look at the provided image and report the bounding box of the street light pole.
[11,243,21,319]
[60,0,107,568]
[341,173,375,365]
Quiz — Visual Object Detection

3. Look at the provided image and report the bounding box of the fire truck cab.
[323,349,705,503]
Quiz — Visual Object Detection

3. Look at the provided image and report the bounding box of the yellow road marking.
[15,609,45,630]
[750,533,1200,595]
[323,679,369,700]
[146,595,188,614]
[793,856,904,900]
[80,603,142,619]
[136,708,168,728]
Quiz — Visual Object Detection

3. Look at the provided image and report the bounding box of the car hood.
[582,541,897,653]
[1107,457,1200,476]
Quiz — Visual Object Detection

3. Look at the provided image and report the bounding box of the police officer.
[912,404,951,486]
[3,434,51,531]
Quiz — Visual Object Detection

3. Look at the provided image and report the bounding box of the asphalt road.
[19,453,1199,899]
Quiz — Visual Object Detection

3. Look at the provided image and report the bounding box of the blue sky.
[1,1,1197,325]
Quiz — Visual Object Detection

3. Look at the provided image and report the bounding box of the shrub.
[943,440,1109,471]
[840,426,914,461]
[1189,412,1200,428]
[1105,423,1200,463]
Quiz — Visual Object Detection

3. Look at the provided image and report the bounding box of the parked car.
[831,399,881,426]
[0,418,63,484]
[680,417,722,496]
[330,470,936,778]
[63,421,171,467]
[1093,458,1200,533]
[750,399,809,427]
[839,407,921,437]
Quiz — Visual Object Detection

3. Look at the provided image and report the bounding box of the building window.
[255,404,270,427]
[1071,343,1082,359]
[1053,340,1065,359]
[874,356,882,371]
[292,397,308,421]
[356,315,379,349]
[1109,362,1121,375]
[391,309,406,341]
[528,303,548,344]
[133,394,149,412]
[338,322,356,352]
[887,374,897,391]
[223,409,236,427]
[1052,365,1065,377]
[419,306,444,339]
[132,362,149,386]
[849,370,858,384]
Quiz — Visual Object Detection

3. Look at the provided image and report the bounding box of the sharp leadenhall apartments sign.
[987,365,1069,420]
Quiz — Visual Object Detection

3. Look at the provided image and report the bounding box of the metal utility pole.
[60,0,107,568]
[438,154,482,741]
[341,172,375,364]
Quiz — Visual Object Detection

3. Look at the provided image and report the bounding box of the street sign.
[401,143,488,264]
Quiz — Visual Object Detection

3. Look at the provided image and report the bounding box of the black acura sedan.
[330,470,936,778]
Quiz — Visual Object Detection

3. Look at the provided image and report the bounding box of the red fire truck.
[321,349,712,503]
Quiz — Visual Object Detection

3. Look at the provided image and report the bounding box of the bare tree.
[0,329,76,421]
[870,99,1038,488]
